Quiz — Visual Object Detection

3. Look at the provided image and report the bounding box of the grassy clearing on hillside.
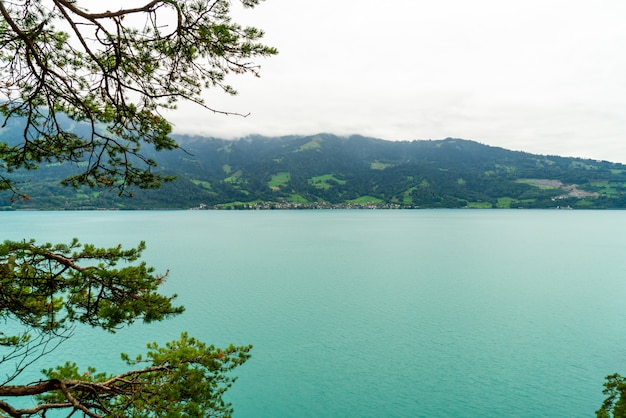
[403,186,417,204]
[496,197,515,208]
[589,181,620,197]
[370,161,393,170]
[308,174,346,190]
[467,201,493,209]
[191,179,212,189]
[348,196,384,204]
[287,194,309,203]
[268,172,291,190]
[224,170,244,184]
[574,199,594,207]
[516,179,560,189]
[297,137,323,151]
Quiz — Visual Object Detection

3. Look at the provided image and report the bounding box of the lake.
[3,210,626,417]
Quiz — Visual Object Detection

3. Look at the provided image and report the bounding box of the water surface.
[3,210,626,417]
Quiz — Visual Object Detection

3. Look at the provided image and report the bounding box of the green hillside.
[4,133,626,209]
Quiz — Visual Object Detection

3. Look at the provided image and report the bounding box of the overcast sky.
[165,1,626,162]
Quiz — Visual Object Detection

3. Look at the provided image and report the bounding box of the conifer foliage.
[0,0,276,195]
[0,1,275,416]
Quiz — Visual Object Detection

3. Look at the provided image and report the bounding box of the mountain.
[3,133,626,209]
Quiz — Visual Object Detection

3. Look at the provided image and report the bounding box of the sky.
[167,1,626,162]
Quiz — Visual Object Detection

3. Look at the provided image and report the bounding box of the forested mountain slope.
[4,133,626,209]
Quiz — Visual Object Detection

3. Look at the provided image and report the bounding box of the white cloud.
[160,0,626,162]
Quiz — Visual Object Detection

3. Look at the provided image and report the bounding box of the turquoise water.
[3,210,626,417]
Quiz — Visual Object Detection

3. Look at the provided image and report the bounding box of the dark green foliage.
[0,239,252,417]
[0,239,183,333]
[0,1,275,416]
[9,134,626,209]
[35,334,251,418]
[100,134,626,209]
[0,0,277,196]
[598,374,626,418]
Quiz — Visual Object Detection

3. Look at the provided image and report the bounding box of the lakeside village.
[190,201,575,210]
[192,201,403,210]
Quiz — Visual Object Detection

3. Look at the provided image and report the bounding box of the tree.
[0,1,276,416]
[598,374,626,418]
[0,0,276,195]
